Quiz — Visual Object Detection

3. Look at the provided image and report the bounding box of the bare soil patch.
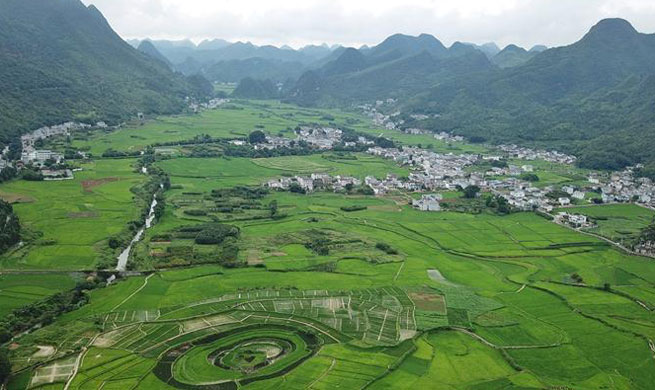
[409,292,447,313]
[81,177,119,192]
[0,192,36,204]
[33,345,56,358]
[67,211,99,219]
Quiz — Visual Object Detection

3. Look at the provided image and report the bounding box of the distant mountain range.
[128,39,339,83]
[131,35,546,85]
[0,0,211,144]
[2,0,652,177]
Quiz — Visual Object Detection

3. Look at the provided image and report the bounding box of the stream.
[115,167,159,272]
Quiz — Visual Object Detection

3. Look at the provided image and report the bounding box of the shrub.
[375,242,398,255]
[340,205,367,212]
[194,224,240,245]
[248,130,266,144]
[183,209,208,216]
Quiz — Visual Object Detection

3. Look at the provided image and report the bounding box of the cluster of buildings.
[296,126,344,149]
[412,194,443,211]
[366,146,582,212]
[266,174,362,193]
[496,144,577,165]
[19,122,94,167]
[592,169,654,206]
[189,98,230,112]
[554,212,594,228]
[635,240,655,257]
[254,126,374,151]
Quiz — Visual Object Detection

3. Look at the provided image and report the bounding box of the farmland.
[2,101,655,390]
[558,203,655,243]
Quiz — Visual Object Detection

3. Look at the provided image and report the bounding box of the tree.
[0,326,10,344]
[463,185,481,199]
[248,130,266,144]
[0,200,20,253]
[289,183,306,194]
[520,173,540,182]
[269,200,278,216]
[0,349,11,384]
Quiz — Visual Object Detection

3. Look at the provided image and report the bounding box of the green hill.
[0,0,209,144]
[287,34,492,105]
[491,44,536,68]
[406,18,655,175]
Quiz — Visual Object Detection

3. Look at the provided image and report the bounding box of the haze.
[81,0,655,48]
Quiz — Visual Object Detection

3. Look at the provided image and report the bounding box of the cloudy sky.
[81,0,655,49]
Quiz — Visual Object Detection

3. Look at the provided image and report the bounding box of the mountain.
[146,39,337,82]
[491,44,536,68]
[462,42,501,58]
[406,18,655,174]
[204,58,305,83]
[197,38,231,50]
[137,40,173,68]
[287,34,492,106]
[232,78,279,99]
[0,0,210,144]
[529,45,548,53]
[368,33,448,63]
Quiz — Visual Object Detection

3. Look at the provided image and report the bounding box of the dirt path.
[63,334,100,390]
[453,327,560,350]
[111,274,153,312]
[551,217,653,258]
[377,309,390,341]
[308,358,336,389]
[393,261,405,281]
[516,284,526,293]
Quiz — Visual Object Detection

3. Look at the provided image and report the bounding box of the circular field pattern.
[211,338,292,373]
[153,325,323,389]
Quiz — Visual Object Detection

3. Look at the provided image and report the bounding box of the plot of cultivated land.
[32,345,56,358]
[409,291,447,314]
[226,287,422,345]
[558,203,655,242]
[104,309,160,324]
[427,269,454,285]
[94,324,140,348]
[0,159,144,270]
[0,274,76,317]
[30,356,78,387]
[182,314,237,332]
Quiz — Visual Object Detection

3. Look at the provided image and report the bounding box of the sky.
[81,0,655,49]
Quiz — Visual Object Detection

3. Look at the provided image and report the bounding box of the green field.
[558,203,655,243]
[0,159,145,270]
[3,100,655,390]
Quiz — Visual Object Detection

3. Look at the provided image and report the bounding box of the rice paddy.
[3,101,655,390]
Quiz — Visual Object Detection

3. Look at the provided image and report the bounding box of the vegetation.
[2,101,655,390]
[0,200,20,253]
[0,349,10,385]
[0,0,212,146]
[193,224,240,245]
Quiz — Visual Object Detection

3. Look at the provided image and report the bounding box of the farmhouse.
[412,194,442,211]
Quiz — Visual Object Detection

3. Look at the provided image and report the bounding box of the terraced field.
[3,101,655,390]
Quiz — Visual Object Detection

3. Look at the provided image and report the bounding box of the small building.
[412,194,443,212]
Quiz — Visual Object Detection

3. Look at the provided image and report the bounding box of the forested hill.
[286,33,492,106]
[0,0,210,145]
[402,19,655,176]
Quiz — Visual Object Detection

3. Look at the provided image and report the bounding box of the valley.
[1,1,655,389]
[1,100,655,390]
